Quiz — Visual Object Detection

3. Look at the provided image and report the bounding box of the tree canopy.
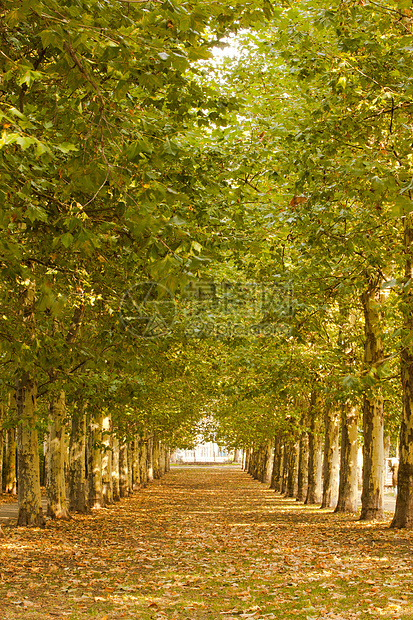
[2,0,413,527]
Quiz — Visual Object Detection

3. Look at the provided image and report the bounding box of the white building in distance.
[172,441,233,463]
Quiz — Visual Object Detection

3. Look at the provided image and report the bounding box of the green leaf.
[170,215,187,226]
[187,46,212,61]
[60,232,74,248]
[17,69,43,88]
[191,241,202,253]
[40,29,64,50]
[26,206,48,223]
[35,140,51,156]
[55,142,79,153]
[15,135,35,150]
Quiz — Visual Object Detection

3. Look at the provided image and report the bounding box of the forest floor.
[0,466,412,620]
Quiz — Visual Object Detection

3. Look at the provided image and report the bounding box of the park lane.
[0,464,412,620]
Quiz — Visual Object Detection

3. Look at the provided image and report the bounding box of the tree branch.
[63,41,105,110]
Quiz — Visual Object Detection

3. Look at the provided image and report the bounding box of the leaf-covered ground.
[1,466,412,620]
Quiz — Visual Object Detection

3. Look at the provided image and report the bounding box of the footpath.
[0,496,47,524]
[0,482,396,524]
[0,466,412,620]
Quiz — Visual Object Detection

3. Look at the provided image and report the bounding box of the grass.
[0,467,412,620]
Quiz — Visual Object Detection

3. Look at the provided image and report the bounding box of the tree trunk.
[16,375,45,527]
[119,441,129,497]
[112,436,120,501]
[281,442,289,494]
[3,392,17,494]
[305,395,323,505]
[68,399,88,513]
[102,414,113,505]
[392,215,413,527]
[286,442,299,497]
[127,441,133,492]
[158,444,166,477]
[88,411,103,509]
[360,282,384,520]
[256,444,264,481]
[270,434,282,491]
[384,435,391,462]
[147,436,154,482]
[153,438,161,479]
[0,405,3,493]
[46,391,70,519]
[335,403,359,513]
[3,427,17,494]
[244,448,251,472]
[321,407,340,509]
[250,447,259,478]
[255,440,272,483]
[296,430,309,502]
[266,441,274,483]
[132,438,141,490]
[140,438,148,486]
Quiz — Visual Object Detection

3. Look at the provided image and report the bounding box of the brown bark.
[255,440,272,483]
[286,442,299,498]
[16,374,45,527]
[102,415,114,505]
[360,282,384,520]
[88,411,103,509]
[139,438,148,487]
[127,441,133,492]
[132,438,141,490]
[147,436,154,482]
[68,399,88,513]
[305,394,323,505]
[296,430,309,502]
[0,405,3,493]
[384,435,391,462]
[321,408,340,509]
[152,438,160,479]
[392,215,413,528]
[119,441,129,497]
[280,442,289,494]
[335,403,359,513]
[248,446,258,478]
[270,434,282,491]
[244,448,251,472]
[158,444,166,477]
[3,427,17,494]
[3,393,17,494]
[112,436,120,502]
[47,391,70,519]
[265,440,274,483]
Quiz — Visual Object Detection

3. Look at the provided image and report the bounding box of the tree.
[0,0,272,525]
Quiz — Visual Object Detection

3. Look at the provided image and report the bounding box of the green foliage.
[1,0,410,449]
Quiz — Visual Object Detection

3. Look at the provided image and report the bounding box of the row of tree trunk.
[243,399,367,516]
[1,388,170,527]
[244,254,413,528]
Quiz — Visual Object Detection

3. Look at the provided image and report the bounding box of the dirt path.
[0,496,48,524]
[0,479,397,524]
[0,466,412,620]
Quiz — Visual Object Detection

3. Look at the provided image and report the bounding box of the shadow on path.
[0,465,411,620]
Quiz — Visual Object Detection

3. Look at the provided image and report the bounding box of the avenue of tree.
[1,0,413,529]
